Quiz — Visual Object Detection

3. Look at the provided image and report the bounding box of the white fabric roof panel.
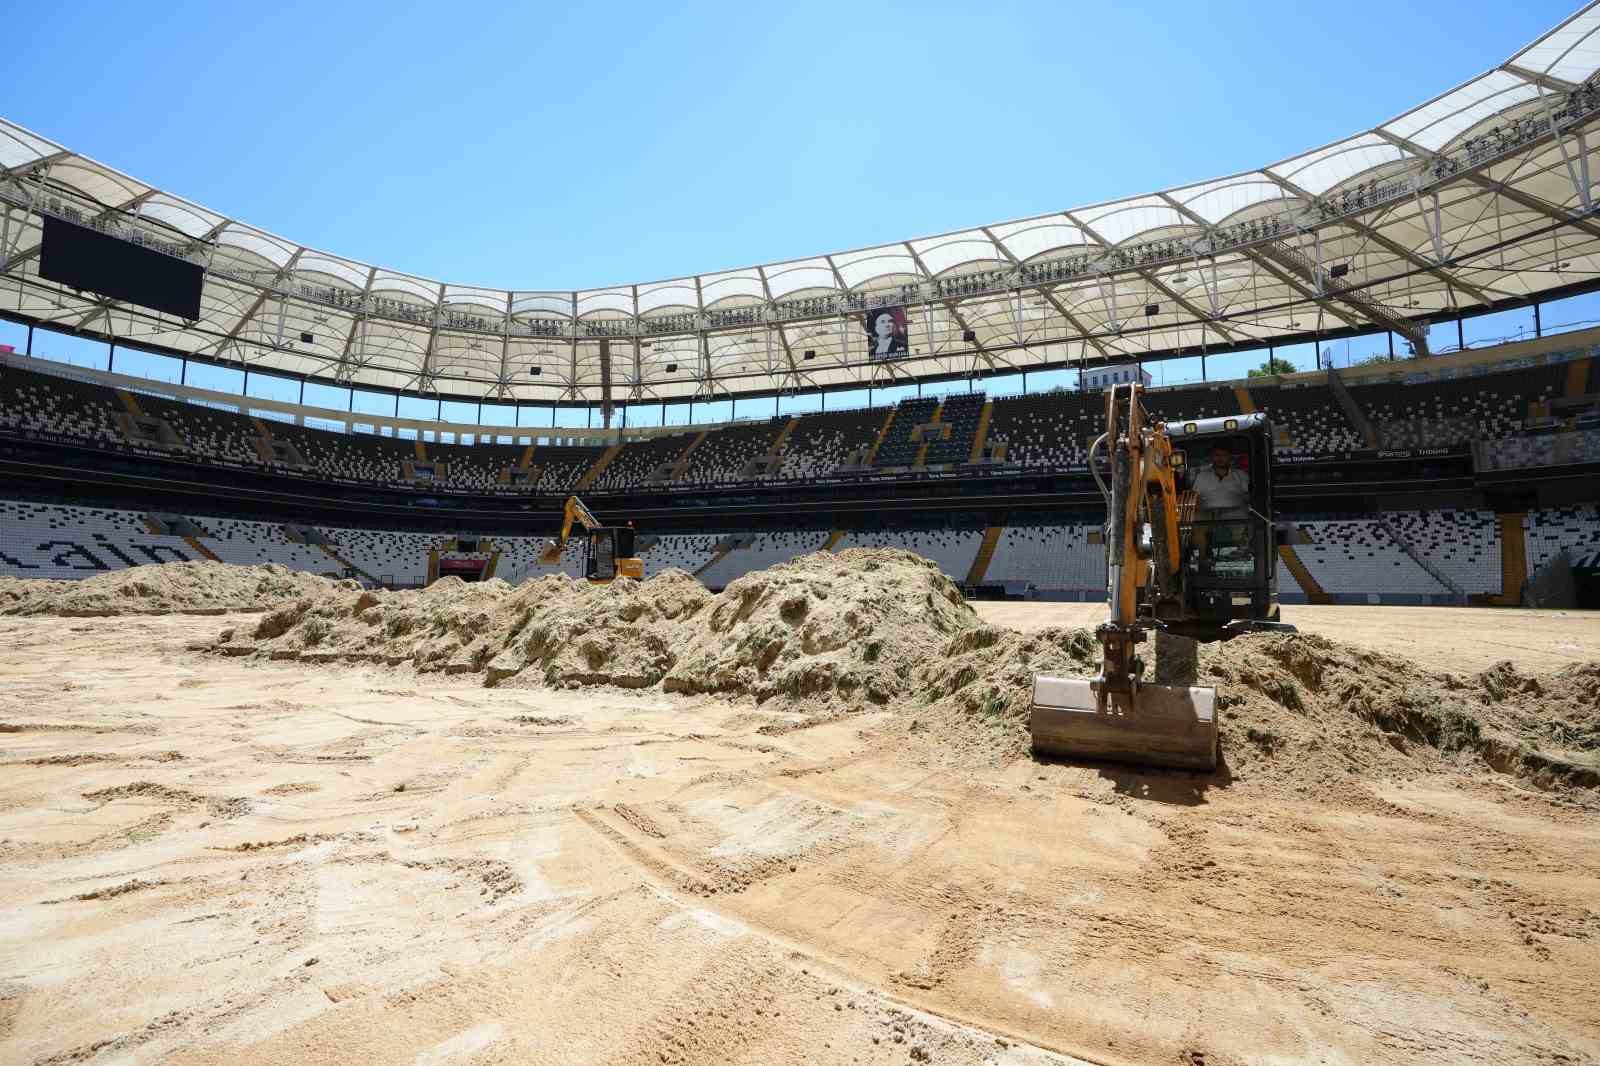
[4,5,1600,403]
[1385,71,1543,151]
[1269,133,1411,195]
[1171,175,1293,224]
[1512,6,1600,80]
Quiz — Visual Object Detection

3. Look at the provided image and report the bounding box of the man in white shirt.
[1188,445,1252,565]
[1190,445,1250,520]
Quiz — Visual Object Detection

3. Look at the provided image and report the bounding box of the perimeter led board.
[39,216,204,321]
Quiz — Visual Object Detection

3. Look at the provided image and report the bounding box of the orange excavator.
[538,495,643,583]
[1031,382,1294,771]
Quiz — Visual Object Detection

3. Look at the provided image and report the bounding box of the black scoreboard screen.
[39,216,204,321]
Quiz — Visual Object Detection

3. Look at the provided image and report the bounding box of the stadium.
[1,4,1598,1065]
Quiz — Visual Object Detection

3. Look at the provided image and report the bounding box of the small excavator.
[1031,382,1294,771]
[539,495,643,583]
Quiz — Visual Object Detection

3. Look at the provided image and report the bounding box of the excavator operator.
[1190,444,1249,521]
[1188,443,1250,567]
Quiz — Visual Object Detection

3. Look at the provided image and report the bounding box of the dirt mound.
[915,628,1600,796]
[914,624,1102,764]
[663,549,976,705]
[214,551,975,705]
[225,570,714,688]
[1,562,350,617]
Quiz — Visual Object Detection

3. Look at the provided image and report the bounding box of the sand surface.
[974,602,1600,674]
[3,604,1599,1065]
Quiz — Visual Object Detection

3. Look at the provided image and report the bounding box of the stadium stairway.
[666,430,710,481]
[969,401,994,463]
[1484,513,1528,606]
[912,400,944,469]
[765,418,799,463]
[1380,515,1466,601]
[575,443,623,490]
[183,536,221,562]
[693,539,735,580]
[317,543,380,586]
[1565,357,1592,399]
[965,525,1004,584]
[864,408,898,466]
[1327,366,1378,447]
[1278,544,1330,604]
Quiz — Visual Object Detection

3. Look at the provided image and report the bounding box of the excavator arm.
[539,495,603,565]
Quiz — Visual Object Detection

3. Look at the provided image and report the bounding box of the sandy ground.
[974,602,1600,674]
[3,611,1600,1066]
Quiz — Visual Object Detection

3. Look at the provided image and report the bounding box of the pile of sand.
[200,550,1598,795]
[914,625,1600,795]
[218,550,968,706]
[225,568,715,689]
[0,562,352,617]
[663,550,974,704]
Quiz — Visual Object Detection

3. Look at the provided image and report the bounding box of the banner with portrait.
[863,305,909,361]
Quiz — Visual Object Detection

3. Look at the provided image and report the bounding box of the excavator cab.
[584,526,640,582]
[1153,413,1284,639]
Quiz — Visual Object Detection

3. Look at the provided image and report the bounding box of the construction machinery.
[539,495,643,583]
[1031,383,1294,771]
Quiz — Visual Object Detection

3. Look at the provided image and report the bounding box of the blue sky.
[5,1,1597,422]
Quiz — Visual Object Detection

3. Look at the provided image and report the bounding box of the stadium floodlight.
[1330,263,1350,278]
[803,350,815,360]
[666,363,678,372]
[1145,304,1161,316]
[528,367,541,376]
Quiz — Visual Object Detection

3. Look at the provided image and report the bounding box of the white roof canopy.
[4,4,1600,403]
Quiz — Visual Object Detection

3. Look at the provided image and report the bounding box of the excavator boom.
[539,495,603,565]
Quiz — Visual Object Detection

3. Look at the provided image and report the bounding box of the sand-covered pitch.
[2,553,1599,1066]
[0,561,350,617]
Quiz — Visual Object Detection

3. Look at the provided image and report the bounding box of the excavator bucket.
[537,540,562,565]
[1030,675,1218,772]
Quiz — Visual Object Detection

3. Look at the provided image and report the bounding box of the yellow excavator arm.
[539,495,603,565]
[1097,383,1192,692]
